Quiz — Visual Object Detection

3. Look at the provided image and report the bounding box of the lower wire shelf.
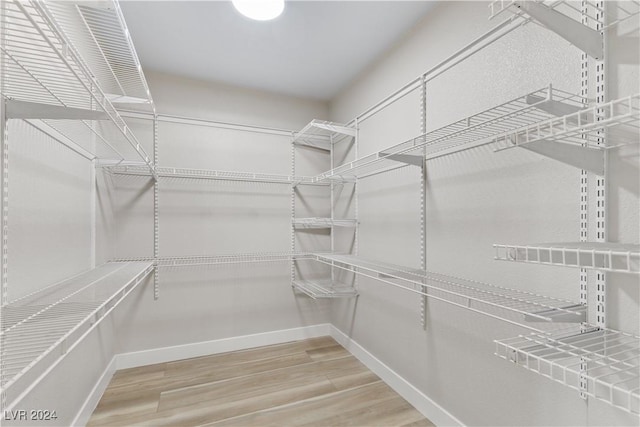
[495,327,640,415]
[292,279,358,299]
[0,261,153,407]
[300,254,586,331]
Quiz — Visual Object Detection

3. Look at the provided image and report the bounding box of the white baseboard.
[74,323,461,427]
[115,323,332,370]
[329,325,463,427]
[73,356,117,427]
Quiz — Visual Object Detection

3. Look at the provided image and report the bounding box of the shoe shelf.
[302,254,587,330]
[1,0,154,170]
[495,326,640,415]
[292,279,358,299]
[1,261,153,406]
[494,242,640,274]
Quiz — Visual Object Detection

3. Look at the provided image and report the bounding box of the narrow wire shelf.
[301,254,587,331]
[106,165,329,186]
[292,120,356,151]
[43,0,154,111]
[494,242,640,274]
[495,326,640,415]
[117,252,318,268]
[292,279,358,299]
[312,86,583,182]
[0,261,153,407]
[0,0,154,169]
[293,218,358,229]
[494,94,640,151]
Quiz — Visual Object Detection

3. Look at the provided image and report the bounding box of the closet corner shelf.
[488,1,640,60]
[292,279,358,299]
[1,0,155,171]
[307,254,586,330]
[494,242,640,274]
[495,326,640,415]
[0,261,153,406]
[292,120,356,151]
[293,218,358,229]
[314,86,584,182]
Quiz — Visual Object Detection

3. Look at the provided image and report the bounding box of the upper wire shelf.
[292,279,358,299]
[311,86,583,183]
[106,165,329,186]
[494,242,640,274]
[0,0,154,171]
[292,120,356,151]
[43,0,154,112]
[114,252,317,268]
[300,254,587,331]
[293,218,358,229]
[495,94,640,151]
[495,326,640,415]
[0,261,153,407]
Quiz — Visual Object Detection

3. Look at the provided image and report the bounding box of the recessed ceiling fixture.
[232,0,285,21]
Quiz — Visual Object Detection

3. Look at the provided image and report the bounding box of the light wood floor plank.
[88,336,433,427]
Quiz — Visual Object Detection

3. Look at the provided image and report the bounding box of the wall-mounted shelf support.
[519,140,604,175]
[510,1,603,59]
[5,100,109,121]
[379,152,424,167]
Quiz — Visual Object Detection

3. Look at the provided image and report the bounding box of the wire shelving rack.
[495,326,640,415]
[301,254,587,330]
[292,119,356,151]
[0,0,154,170]
[0,261,153,406]
[312,86,583,183]
[292,279,358,299]
[494,242,640,274]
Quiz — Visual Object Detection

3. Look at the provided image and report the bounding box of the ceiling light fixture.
[232,0,285,21]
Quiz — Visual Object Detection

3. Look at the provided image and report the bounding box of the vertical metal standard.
[153,115,159,300]
[594,0,607,329]
[90,159,96,268]
[419,75,428,330]
[353,118,359,290]
[330,134,335,286]
[290,133,296,288]
[578,0,590,399]
[1,3,7,411]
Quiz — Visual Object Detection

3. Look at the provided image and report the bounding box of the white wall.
[330,1,639,426]
[111,72,334,354]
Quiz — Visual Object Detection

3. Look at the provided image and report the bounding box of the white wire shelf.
[299,254,587,331]
[293,218,358,229]
[495,326,640,415]
[106,165,330,186]
[43,0,154,112]
[311,86,583,182]
[0,0,155,170]
[292,120,356,151]
[114,252,317,268]
[0,261,153,406]
[495,94,640,152]
[292,279,358,299]
[494,242,640,274]
[489,1,640,60]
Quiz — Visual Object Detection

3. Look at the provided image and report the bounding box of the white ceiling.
[120,1,436,101]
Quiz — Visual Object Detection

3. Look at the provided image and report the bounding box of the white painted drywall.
[329,1,639,426]
[111,73,334,354]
